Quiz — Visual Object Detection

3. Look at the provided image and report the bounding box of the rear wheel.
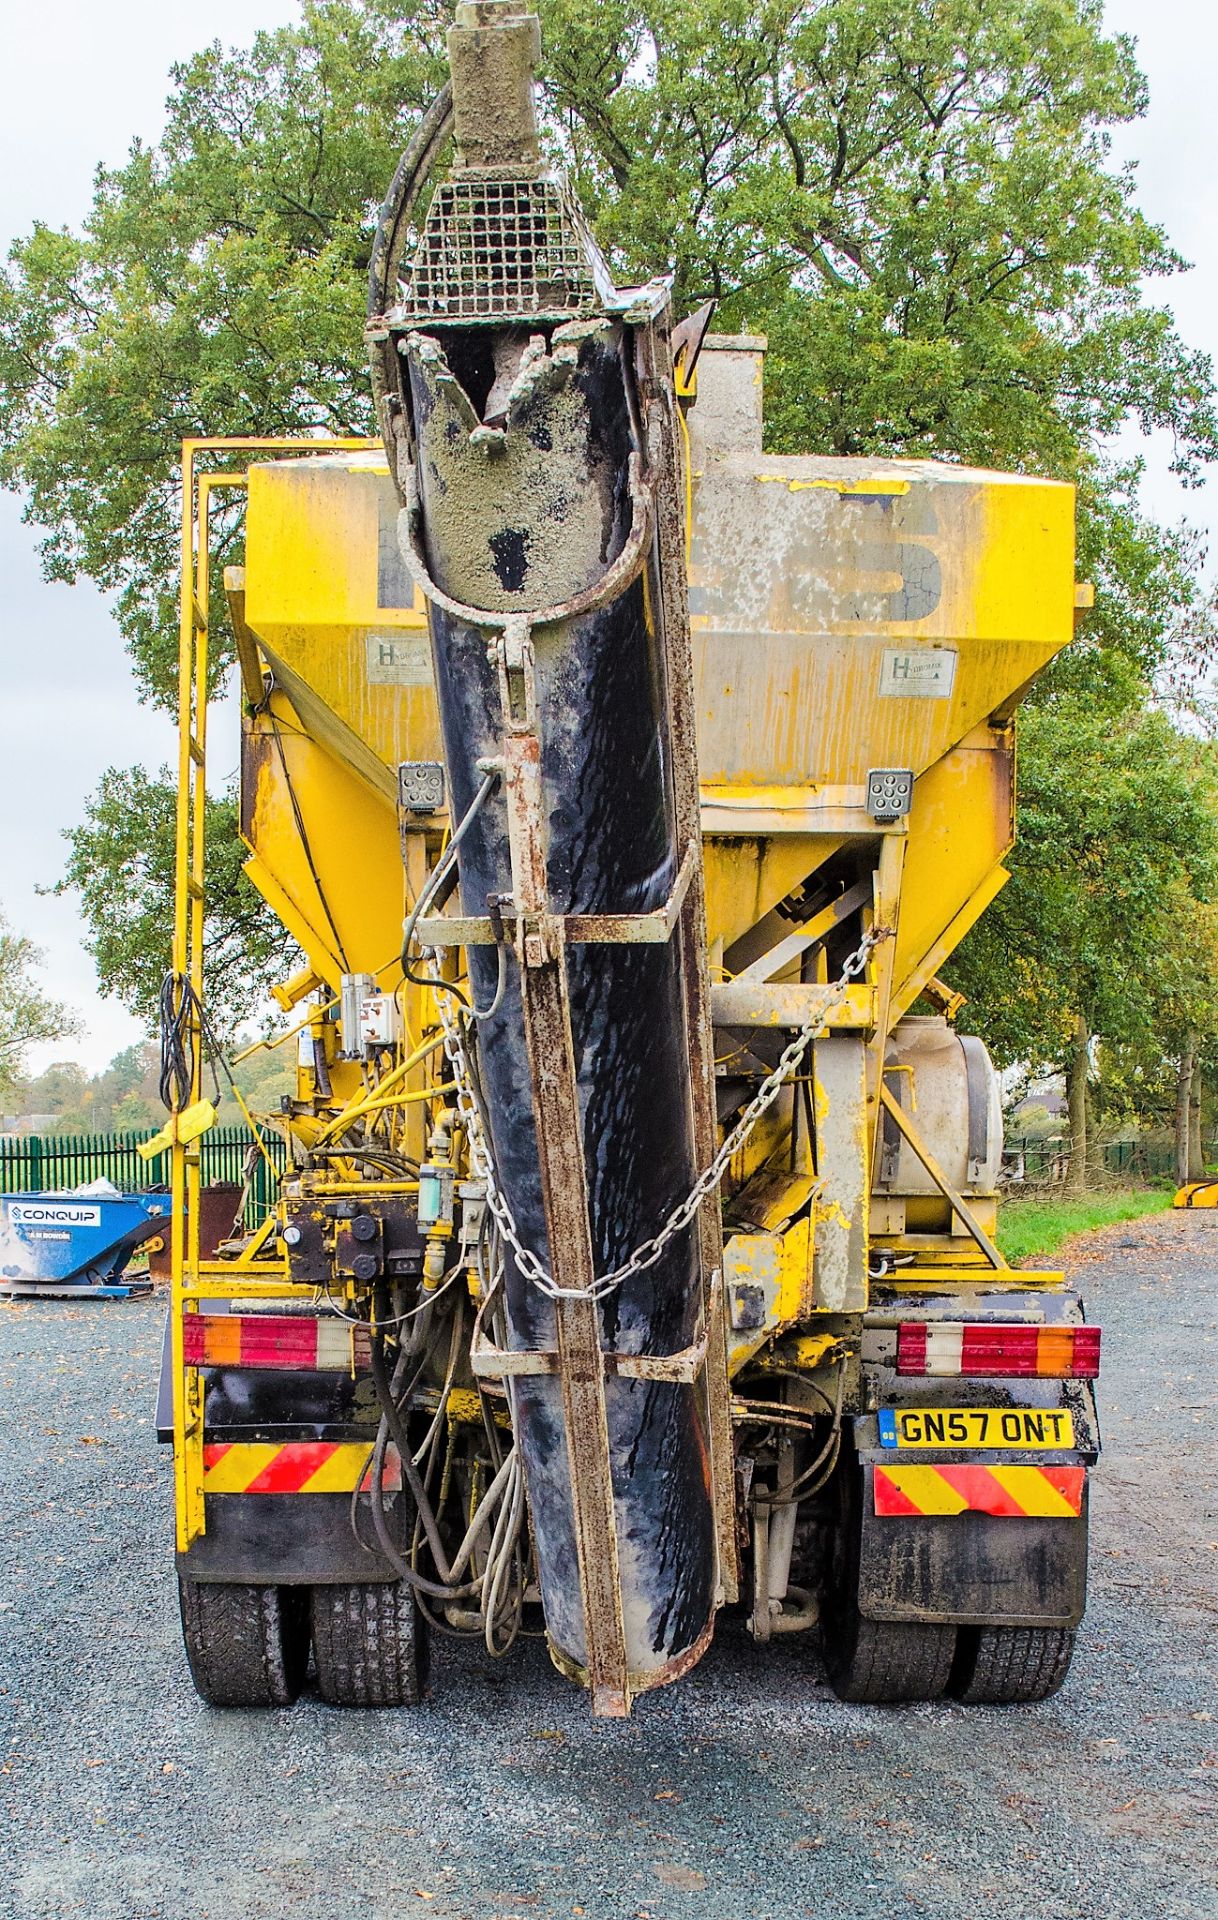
[310,1581,428,1707]
[951,1625,1076,1704]
[178,1577,310,1707]
[821,1449,956,1703]
[824,1609,957,1703]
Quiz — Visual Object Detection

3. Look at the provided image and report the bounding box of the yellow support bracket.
[139,1098,217,1162]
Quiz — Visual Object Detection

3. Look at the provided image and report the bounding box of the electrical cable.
[266,713,351,974]
[399,768,499,994]
[367,81,454,330]
[774,1364,848,1506]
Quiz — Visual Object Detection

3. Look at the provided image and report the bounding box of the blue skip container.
[0,1189,167,1298]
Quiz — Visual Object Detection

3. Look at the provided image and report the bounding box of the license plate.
[878,1407,1075,1450]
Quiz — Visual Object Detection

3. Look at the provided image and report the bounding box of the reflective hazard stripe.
[874,1463,1084,1518]
[201,1442,401,1493]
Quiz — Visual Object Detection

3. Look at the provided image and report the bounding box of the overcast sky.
[1,0,1215,1076]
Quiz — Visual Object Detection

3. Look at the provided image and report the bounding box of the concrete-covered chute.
[369,0,725,1712]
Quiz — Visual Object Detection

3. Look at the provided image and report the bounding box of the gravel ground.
[1,1213,1215,1920]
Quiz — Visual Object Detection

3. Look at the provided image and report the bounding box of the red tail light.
[182,1314,370,1371]
[896,1321,1100,1379]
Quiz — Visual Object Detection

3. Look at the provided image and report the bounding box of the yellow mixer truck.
[161,1,1099,1717]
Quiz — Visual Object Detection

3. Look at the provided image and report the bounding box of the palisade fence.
[1004,1135,1180,1185]
[0,1126,288,1228]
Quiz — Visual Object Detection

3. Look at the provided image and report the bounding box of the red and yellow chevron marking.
[201,1442,401,1495]
[874,1464,1084,1518]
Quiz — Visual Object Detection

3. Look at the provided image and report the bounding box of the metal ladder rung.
[185,877,204,902]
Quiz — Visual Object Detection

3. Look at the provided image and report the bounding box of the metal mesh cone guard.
[396,174,610,325]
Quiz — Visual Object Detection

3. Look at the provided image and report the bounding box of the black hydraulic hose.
[367,80,454,431]
[370,1329,461,1582]
[367,1327,488,1601]
[367,80,453,321]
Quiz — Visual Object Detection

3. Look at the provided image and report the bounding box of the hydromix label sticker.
[878,648,957,698]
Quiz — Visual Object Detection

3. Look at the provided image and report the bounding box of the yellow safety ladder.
[168,437,377,1550]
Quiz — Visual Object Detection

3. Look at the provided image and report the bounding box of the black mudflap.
[177,1491,408,1585]
[856,1464,1089,1628]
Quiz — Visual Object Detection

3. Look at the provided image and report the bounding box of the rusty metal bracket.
[417,839,698,947]
[878,1080,1006,1270]
[490,626,631,1717]
[712,980,876,1030]
[470,1312,710,1386]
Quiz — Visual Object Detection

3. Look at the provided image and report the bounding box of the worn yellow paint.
[167,359,1078,1561]
[756,473,911,497]
[241,693,409,994]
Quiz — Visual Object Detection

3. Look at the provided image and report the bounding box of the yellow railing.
[170,437,378,1550]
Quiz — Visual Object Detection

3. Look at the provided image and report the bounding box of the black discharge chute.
[370,1,718,1705]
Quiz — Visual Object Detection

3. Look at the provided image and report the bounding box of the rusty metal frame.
[170,436,379,1554]
[470,1280,714,1385]
[878,1081,1006,1270]
[417,839,697,947]
[493,618,632,1718]
[634,317,740,1605]
[711,981,875,1030]
[458,313,740,1707]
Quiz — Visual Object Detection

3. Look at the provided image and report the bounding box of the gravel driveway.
[2,1212,1215,1920]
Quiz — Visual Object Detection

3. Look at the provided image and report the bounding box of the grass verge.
[996,1186,1175,1266]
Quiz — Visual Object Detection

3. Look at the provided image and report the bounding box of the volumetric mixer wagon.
[160,2,1099,1715]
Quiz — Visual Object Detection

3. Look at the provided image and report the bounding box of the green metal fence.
[1005,1135,1180,1185]
[0,1126,288,1225]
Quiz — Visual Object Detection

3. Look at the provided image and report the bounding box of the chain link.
[432,926,888,1303]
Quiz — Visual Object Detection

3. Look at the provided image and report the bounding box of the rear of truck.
[160,2,1097,1716]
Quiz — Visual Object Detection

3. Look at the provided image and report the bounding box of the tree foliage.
[2,0,1214,704]
[1,0,1217,1075]
[549,0,1214,483]
[13,1030,293,1132]
[53,767,296,1034]
[0,911,80,1098]
[954,707,1218,1116]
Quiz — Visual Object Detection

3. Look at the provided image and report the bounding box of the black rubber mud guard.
[404,323,716,1685]
[855,1462,1089,1629]
[178,1491,409,1585]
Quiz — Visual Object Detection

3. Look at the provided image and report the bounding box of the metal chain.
[432,925,887,1304]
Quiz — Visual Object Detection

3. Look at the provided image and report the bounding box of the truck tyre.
[822,1447,956,1703]
[823,1608,957,1703]
[310,1582,427,1707]
[951,1626,1076,1704]
[178,1577,309,1707]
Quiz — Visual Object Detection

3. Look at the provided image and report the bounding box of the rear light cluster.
[182,1314,370,1372]
[896,1321,1100,1379]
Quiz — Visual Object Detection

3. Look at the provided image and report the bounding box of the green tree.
[0,912,80,1098]
[1,0,1215,1025]
[53,766,295,1034]
[954,707,1218,1189]
[11,1058,89,1122]
[4,0,1214,704]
